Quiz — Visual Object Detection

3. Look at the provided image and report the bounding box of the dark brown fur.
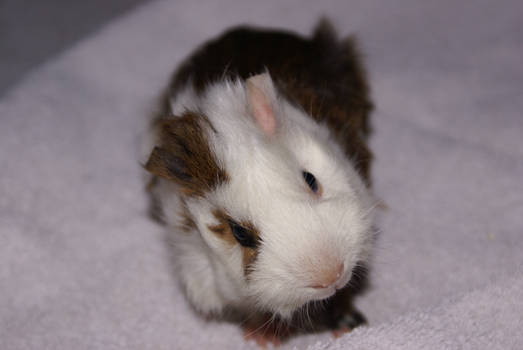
[145,112,229,197]
[169,20,373,183]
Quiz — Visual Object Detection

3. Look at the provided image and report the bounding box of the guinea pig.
[143,19,376,345]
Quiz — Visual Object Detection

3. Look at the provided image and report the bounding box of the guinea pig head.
[146,73,375,319]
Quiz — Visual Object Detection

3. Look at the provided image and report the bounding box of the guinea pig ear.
[145,112,228,196]
[246,73,278,137]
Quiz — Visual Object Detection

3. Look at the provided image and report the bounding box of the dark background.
[0,0,147,95]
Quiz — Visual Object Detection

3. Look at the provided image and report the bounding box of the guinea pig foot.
[242,318,290,348]
[331,326,351,338]
[331,309,367,338]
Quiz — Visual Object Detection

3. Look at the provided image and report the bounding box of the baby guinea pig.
[144,20,376,343]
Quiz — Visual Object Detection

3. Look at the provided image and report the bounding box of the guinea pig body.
[144,20,375,333]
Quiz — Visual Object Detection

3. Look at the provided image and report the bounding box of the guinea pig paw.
[242,318,290,348]
[331,309,367,338]
[331,326,351,338]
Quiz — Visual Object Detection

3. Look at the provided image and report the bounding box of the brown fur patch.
[207,209,260,276]
[145,112,229,197]
[207,209,237,245]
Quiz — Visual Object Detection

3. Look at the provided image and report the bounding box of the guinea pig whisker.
[335,204,357,237]
[294,306,305,331]
[305,303,312,330]
[238,310,258,327]
[317,298,328,313]
[303,302,316,331]
[220,61,232,81]
[360,201,380,220]
[242,313,275,339]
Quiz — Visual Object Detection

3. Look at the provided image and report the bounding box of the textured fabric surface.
[1,1,522,349]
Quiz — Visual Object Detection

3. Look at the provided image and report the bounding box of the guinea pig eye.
[228,220,257,248]
[302,171,319,194]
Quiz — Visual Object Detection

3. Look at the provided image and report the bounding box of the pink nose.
[309,262,344,289]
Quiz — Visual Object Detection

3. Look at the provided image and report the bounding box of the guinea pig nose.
[309,262,344,289]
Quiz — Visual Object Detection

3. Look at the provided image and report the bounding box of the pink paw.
[242,318,290,348]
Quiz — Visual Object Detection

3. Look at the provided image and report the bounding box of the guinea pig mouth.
[307,270,352,301]
[276,270,351,318]
[312,286,337,300]
[334,269,353,290]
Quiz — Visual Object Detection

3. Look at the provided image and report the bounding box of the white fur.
[148,74,375,319]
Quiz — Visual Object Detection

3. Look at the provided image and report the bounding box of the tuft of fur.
[144,20,376,332]
[145,111,228,197]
